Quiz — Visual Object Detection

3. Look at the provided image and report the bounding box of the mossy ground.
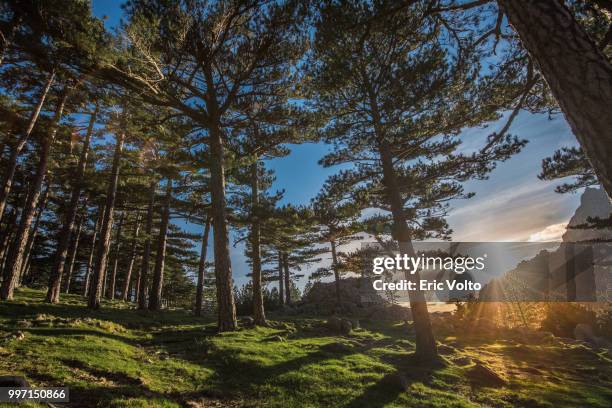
[1,288,611,407]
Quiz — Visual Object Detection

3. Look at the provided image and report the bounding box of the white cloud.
[527,222,568,242]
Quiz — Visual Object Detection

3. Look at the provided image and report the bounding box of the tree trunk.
[195,214,211,316]
[208,114,237,331]
[0,208,18,267]
[87,124,125,309]
[84,204,104,297]
[149,180,172,311]
[106,211,124,300]
[283,252,291,305]
[18,184,50,286]
[277,251,284,308]
[498,0,612,198]
[330,240,341,302]
[1,88,68,300]
[121,213,141,301]
[378,139,437,361]
[46,106,97,302]
[0,71,54,223]
[63,214,83,294]
[250,162,267,325]
[138,180,156,310]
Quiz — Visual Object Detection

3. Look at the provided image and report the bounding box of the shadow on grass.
[347,354,450,408]
[0,288,213,330]
[60,359,234,407]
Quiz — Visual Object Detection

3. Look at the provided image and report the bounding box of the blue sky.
[91,1,584,289]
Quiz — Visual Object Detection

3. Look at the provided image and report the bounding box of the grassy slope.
[0,288,611,408]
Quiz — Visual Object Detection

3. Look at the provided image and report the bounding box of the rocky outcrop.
[294,277,412,320]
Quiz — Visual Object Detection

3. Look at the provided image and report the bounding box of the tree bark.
[148,180,172,311]
[330,240,341,302]
[250,162,267,325]
[88,123,125,309]
[0,71,54,224]
[208,113,237,330]
[1,87,68,300]
[106,211,124,300]
[47,105,97,303]
[283,252,291,305]
[18,183,50,286]
[63,214,83,294]
[378,139,437,361]
[84,204,104,297]
[121,213,141,301]
[0,207,18,268]
[138,180,156,310]
[498,0,612,198]
[277,250,284,307]
[195,214,211,316]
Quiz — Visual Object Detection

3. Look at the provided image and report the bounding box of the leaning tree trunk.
[250,162,267,325]
[0,208,18,267]
[3,187,29,275]
[208,113,236,331]
[47,106,97,303]
[1,88,68,300]
[277,251,284,308]
[330,240,341,302]
[88,126,125,309]
[106,211,124,300]
[283,252,291,305]
[378,139,437,361]
[18,183,50,286]
[194,214,211,316]
[149,180,172,311]
[0,71,54,223]
[84,204,104,297]
[138,180,156,310]
[63,214,83,294]
[121,213,141,301]
[498,0,612,198]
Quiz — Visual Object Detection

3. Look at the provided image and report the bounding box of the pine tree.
[311,181,362,302]
[105,0,308,331]
[309,0,525,360]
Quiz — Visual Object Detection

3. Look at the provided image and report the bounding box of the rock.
[269,335,285,342]
[381,373,409,391]
[593,336,612,349]
[466,363,507,386]
[321,342,353,353]
[367,304,412,321]
[0,376,30,387]
[402,321,414,334]
[574,324,596,344]
[326,317,343,332]
[240,316,255,327]
[11,331,25,340]
[350,319,360,330]
[437,344,456,355]
[452,356,472,366]
[340,319,353,335]
[15,320,32,328]
[301,277,386,315]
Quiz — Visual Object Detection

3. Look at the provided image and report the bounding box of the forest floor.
[1,288,611,408]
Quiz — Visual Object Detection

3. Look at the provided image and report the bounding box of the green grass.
[1,288,611,407]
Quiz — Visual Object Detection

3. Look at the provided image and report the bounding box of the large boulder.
[466,363,507,386]
[300,278,385,315]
